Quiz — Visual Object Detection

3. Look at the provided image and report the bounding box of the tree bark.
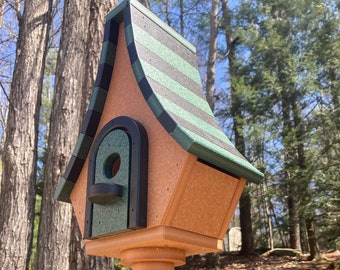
[283,91,302,252]
[305,217,322,260]
[205,0,219,111]
[262,181,274,249]
[69,213,115,269]
[287,193,302,250]
[33,0,117,268]
[0,0,4,29]
[221,0,256,255]
[239,186,255,255]
[34,0,92,268]
[284,111,302,251]
[69,0,117,267]
[0,0,52,269]
[179,0,184,36]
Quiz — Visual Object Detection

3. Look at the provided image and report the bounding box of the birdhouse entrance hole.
[104,153,121,178]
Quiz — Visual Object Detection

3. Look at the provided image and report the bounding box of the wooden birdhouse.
[55,0,263,268]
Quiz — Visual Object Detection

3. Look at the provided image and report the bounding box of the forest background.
[0,0,339,269]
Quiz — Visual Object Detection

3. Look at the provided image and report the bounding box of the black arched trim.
[84,116,148,238]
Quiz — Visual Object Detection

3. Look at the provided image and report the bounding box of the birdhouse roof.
[55,0,263,203]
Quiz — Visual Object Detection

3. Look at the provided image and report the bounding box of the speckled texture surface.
[90,129,130,237]
[70,22,193,236]
[57,2,257,258]
[124,2,263,183]
[56,0,262,205]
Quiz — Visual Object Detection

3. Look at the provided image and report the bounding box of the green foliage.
[29,195,42,270]
[233,0,340,251]
[114,258,131,270]
[2,0,337,266]
[36,49,56,195]
[149,0,339,252]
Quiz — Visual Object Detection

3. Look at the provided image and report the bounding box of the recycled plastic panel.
[55,0,263,204]
[122,1,263,183]
[55,20,120,203]
[85,116,148,239]
[91,129,129,237]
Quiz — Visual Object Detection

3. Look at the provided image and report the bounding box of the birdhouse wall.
[162,160,246,239]
[70,22,194,236]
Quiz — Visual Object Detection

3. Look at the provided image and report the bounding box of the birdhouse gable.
[55,0,263,204]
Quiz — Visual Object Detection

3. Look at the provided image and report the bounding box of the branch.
[5,0,22,21]
[0,81,9,102]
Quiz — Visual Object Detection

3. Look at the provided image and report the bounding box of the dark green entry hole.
[104,153,121,178]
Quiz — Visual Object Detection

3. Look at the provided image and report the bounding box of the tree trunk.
[0,0,52,269]
[179,0,184,36]
[305,217,322,260]
[239,186,255,255]
[34,0,92,268]
[69,0,117,267]
[262,181,274,249]
[287,193,301,250]
[268,198,287,247]
[205,0,219,111]
[291,95,307,252]
[69,213,115,269]
[221,0,255,255]
[0,0,4,29]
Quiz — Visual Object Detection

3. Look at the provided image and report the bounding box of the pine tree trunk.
[262,181,274,249]
[239,186,255,255]
[205,0,219,111]
[34,0,92,268]
[291,95,306,252]
[288,193,301,250]
[0,0,52,269]
[305,217,322,260]
[284,93,303,252]
[221,0,255,255]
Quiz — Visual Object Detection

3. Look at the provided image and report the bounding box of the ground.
[176,250,340,270]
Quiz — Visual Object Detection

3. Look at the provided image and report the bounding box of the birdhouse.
[55,0,263,268]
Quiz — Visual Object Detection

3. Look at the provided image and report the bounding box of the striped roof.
[55,0,263,203]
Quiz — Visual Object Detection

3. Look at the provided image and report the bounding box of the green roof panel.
[55,0,263,203]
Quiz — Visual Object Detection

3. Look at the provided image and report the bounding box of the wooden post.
[121,247,186,270]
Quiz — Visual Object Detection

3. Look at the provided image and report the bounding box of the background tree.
[69,0,118,267]
[205,0,218,110]
[0,0,52,269]
[234,0,340,257]
[0,0,339,267]
[34,0,117,269]
[221,0,258,255]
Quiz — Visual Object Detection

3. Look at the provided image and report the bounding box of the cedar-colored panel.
[218,178,246,238]
[84,226,222,258]
[169,161,240,238]
[70,23,191,235]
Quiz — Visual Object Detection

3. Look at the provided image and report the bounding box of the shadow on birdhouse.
[55,0,263,268]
